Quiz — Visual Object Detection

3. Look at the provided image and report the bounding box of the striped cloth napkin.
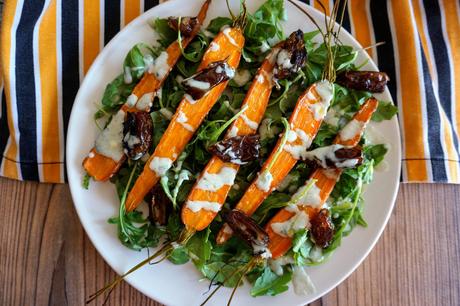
[0,0,459,183]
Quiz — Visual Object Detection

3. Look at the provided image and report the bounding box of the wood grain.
[0,177,459,306]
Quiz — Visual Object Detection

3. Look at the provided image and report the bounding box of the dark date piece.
[182,60,234,100]
[122,112,153,160]
[224,209,269,255]
[148,185,171,226]
[208,135,260,165]
[336,70,389,93]
[273,29,307,81]
[167,17,199,37]
[310,209,334,248]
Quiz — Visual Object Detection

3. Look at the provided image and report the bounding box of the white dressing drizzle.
[339,119,365,141]
[185,200,221,213]
[196,166,238,192]
[149,157,173,176]
[126,94,138,107]
[271,210,310,237]
[176,110,194,132]
[95,110,125,161]
[256,170,273,192]
[283,128,312,160]
[241,114,259,130]
[136,92,154,111]
[222,26,238,47]
[149,51,169,79]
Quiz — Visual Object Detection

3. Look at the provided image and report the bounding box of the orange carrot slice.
[125,26,245,212]
[82,0,211,182]
[181,49,279,232]
[266,98,379,259]
[216,80,335,244]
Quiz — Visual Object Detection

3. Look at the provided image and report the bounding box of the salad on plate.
[81,0,397,304]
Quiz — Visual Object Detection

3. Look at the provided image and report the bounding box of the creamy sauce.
[276,49,293,69]
[233,69,251,86]
[185,200,221,213]
[95,110,125,161]
[340,119,365,141]
[269,256,294,276]
[303,144,343,167]
[209,42,220,52]
[294,179,322,207]
[283,128,312,160]
[126,94,138,107]
[184,78,211,90]
[88,152,95,158]
[252,243,272,259]
[256,170,273,192]
[196,166,238,192]
[149,157,173,176]
[271,210,310,237]
[136,92,154,111]
[123,66,133,84]
[324,106,342,127]
[184,93,197,104]
[176,110,194,132]
[149,51,169,79]
[123,133,140,148]
[257,74,265,84]
[260,40,271,52]
[143,54,154,69]
[159,108,173,120]
[292,266,316,295]
[241,114,259,130]
[223,26,238,47]
[308,80,334,121]
[227,125,239,138]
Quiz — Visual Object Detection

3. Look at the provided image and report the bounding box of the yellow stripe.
[413,0,459,183]
[124,0,141,25]
[38,0,61,183]
[83,0,100,73]
[441,0,460,151]
[0,0,19,179]
[391,0,428,181]
[313,0,330,16]
[349,0,373,58]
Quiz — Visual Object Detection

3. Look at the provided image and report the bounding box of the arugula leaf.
[152,18,177,47]
[169,245,190,264]
[82,173,91,189]
[250,267,292,296]
[364,144,388,166]
[187,227,212,268]
[372,101,398,122]
[206,17,232,34]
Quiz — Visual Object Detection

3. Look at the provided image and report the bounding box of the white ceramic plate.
[67,1,401,305]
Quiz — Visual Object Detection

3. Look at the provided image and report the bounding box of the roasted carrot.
[82,0,211,182]
[216,80,335,244]
[266,97,379,259]
[181,49,278,232]
[125,26,245,212]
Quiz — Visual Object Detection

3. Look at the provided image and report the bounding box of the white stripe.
[33,0,53,182]
[438,0,460,153]
[100,0,105,49]
[140,0,144,13]
[56,0,65,182]
[418,0,460,182]
[120,0,125,28]
[2,0,26,180]
[78,0,84,81]
[365,0,378,64]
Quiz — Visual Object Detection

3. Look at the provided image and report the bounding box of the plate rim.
[66,0,402,305]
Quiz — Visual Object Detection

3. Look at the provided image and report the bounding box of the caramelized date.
[182,60,235,100]
[167,16,199,37]
[224,209,269,256]
[148,185,171,225]
[273,30,307,81]
[336,71,389,93]
[310,209,334,248]
[208,135,260,165]
[123,112,153,160]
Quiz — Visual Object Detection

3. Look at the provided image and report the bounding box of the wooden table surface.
[0,177,459,306]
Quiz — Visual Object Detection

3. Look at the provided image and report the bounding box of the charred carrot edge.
[266,98,379,259]
[181,50,278,232]
[125,27,245,212]
[216,81,334,244]
[82,0,211,182]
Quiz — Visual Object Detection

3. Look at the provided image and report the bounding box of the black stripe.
[334,0,351,33]
[15,0,46,180]
[420,42,447,181]
[423,0,459,151]
[0,90,8,166]
[104,0,121,45]
[61,0,80,182]
[144,0,160,11]
[369,0,397,105]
